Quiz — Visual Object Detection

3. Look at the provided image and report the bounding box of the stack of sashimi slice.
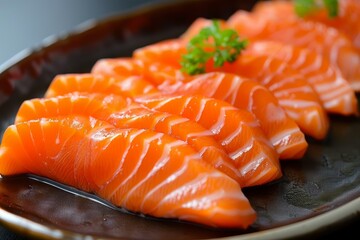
[0,0,359,229]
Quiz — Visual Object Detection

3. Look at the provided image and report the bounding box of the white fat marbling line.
[222,75,242,102]
[208,105,235,136]
[226,77,244,106]
[115,76,139,90]
[139,154,191,212]
[266,76,311,92]
[228,138,254,161]
[283,109,300,122]
[159,116,189,135]
[122,149,172,208]
[238,148,265,176]
[326,31,348,64]
[240,153,272,186]
[270,127,301,150]
[117,131,164,198]
[298,53,323,75]
[278,25,314,47]
[153,171,228,214]
[289,49,308,69]
[192,97,207,122]
[324,94,356,113]
[272,85,314,97]
[177,96,193,116]
[140,96,172,109]
[193,73,223,97]
[320,84,354,102]
[220,121,244,147]
[246,84,269,113]
[278,99,322,109]
[99,129,145,197]
[175,189,253,220]
[185,128,213,139]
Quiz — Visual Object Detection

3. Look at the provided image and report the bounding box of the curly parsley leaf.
[323,0,339,18]
[294,0,338,18]
[181,20,248,75]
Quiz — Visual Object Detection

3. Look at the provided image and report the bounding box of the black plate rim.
[0,185,359,240]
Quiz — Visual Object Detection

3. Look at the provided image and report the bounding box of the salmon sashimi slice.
[133,40,309,157]
[244,41,358,116]
[170,73,308,159]
[141,52,328,139]
[91,57,179,89]
[0,116,112,189]
[91,61,286,174]
[0,116,257,228]
[217,55,330,139]
[135,93,282,187]
[227,10,360,91]
[181,18,358,117]
[43,72,282,177]
[15,93,132,123]
[252,0,360,51]
[44,73,159,99]
[15,94,243,186]
[91,57,143,77]
[133,39,188,69]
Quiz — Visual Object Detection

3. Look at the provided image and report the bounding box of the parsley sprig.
[294,0,339,18]
[181,20,248,75]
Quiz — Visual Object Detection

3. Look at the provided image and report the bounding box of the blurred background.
[0,0,175,66]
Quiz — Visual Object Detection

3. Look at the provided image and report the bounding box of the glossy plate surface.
[0,0,360,239]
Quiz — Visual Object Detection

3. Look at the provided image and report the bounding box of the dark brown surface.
[1,0,360,239]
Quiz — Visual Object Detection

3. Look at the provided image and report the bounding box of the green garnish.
[181,20,248,75]
[323,0,339,18]
[294,0,339,18]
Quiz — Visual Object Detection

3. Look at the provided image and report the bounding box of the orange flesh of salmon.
[0,116,257,228]
[132,42,308,158]
[45,73,159,99]
[172,73,308,159]
[244,41,358,116]
[135,94,282,187]
[15,94,244,186]
[43,73,283,185]
[181,18,358,117]
[253,0,360,51]
[227,10,360,91]
[210,58,330,140]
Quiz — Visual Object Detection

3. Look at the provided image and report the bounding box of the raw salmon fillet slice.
[220,54,330,139]
[244,41,358,116]
[0,116,256,228]
[135,93,283,187]
[227,10,360,91]
[92,57,179,90]
[181,18,358,117]
[44,73,282,185]
[15,94,244,186]
[170,73,308,159]
[134,37,326,146]
[15,93,131,123]
[45,73,158,99]
[132,43,308,158]
[253,0,360,51]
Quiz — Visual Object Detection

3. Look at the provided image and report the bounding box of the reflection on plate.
[0,0,360,239]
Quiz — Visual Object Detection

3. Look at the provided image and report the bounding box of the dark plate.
[1,0,360,239]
